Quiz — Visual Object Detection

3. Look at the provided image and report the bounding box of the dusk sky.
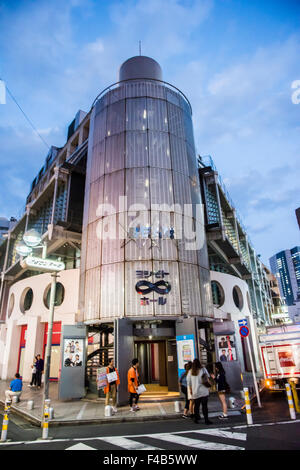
[0,0,299,267]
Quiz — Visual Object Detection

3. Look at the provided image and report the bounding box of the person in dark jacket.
[211,362,229,420]
[35,354,44,389]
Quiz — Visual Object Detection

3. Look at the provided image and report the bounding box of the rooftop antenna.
[139,40,142,56]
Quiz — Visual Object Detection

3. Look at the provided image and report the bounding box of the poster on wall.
[217,334,236,362]
[176,334,196,379]
[63,339,83,367]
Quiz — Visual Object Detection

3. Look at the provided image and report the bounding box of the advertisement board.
[176,334,196,379]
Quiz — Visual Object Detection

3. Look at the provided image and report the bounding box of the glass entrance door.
[134,341,167,386]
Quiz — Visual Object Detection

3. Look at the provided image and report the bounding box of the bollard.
[104,405,113,417]
[12,395,20,404]
[285,383,296,420]
[289,381,300,413]
[174,401,182,413]
[42,399,51,439]
[1,400,11,442]
[27,400,34,411]
[228,397,236,409]
[243,388,253,425]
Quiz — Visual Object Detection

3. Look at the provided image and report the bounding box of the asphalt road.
[0,390,299,452]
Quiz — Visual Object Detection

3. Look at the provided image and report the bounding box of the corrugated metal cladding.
[81,78,213,321]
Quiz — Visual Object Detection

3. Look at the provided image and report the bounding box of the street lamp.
[16,229,65,436]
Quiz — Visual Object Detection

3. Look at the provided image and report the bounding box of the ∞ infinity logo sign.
[135,280,172,295]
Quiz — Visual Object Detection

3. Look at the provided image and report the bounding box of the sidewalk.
[0,380,243,427]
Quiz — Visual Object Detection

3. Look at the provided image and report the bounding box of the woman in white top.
[187,358,212,425]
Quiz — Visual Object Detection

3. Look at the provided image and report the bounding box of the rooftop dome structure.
[119,55,163,82]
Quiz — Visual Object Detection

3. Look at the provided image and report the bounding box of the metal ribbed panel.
[180,263,202,316]
[126,167,150,209]
[125,261,154,317]
[84,267,101,320]
[148,131,171,169]
[103,170,125,213]
[101,263,124,318]
[126,131,148,168]
[150,168,174,207]
[88,177,104,224]
[90,140,105,183]
[169,135,189,176]
[85,220,102,270]
[105,133,125,173]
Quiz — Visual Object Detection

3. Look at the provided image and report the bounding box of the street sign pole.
[246,335,262,408]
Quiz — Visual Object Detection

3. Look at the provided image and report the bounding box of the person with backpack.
[211,361,230,420]
[187,358,213,425]
[179,361,192,418]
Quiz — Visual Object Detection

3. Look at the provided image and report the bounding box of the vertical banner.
[176,334,196,379]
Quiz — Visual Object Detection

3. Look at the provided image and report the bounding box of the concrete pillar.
[0,324,7,378]
[1,320,20,380]
[22,316,44,382]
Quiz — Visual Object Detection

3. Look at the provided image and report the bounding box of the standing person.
[127,358,140,413]
[187,358,213,425]
[211,362,229,420]
[104,358,120,413]
[179,361,192,418]
[28,356,37,387]
[35,354,44,389]
[5,373,23,403]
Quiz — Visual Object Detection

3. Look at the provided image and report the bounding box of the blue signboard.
[238,318,248,327]
[176,334,196,380]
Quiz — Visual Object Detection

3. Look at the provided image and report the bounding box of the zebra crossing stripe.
[147,433,245,450]
[192,429,247,441]
[99,436,162,450]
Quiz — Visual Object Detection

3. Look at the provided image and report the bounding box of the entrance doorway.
[134,341,167,389]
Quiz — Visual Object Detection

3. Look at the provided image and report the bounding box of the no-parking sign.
[239,325,250,338]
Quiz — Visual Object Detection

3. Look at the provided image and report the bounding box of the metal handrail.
[91,77,193,115]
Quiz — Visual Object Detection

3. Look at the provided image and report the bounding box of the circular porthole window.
[20,288,33,313]
[7,293,15,318]
[232,286,243,311]
[211,281,225,308]
[43,282,65,309]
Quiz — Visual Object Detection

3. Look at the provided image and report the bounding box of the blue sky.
[0,0,299,265]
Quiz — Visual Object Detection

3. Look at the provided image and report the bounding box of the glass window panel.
[167,102,185,138]
[150,168,174,207]
[173,172,192,206]
[106,100,125,136]
[147,98,168,131]
[86,220,102,270]
[125,210,151,261]
[166,89,180,106]
[183,112,196,152]
[126,98,147,131]
[146,82,165,99]
[126,168,150,209]
[84,267,101,321]
[88,177,104,224]
[108,85,125,105]
[105,133,125,173]
[93,107,107,144]
[101,214,124,265]
[125,81,147,98]
[170,135,189,175]
[103,170,125,214]
[101,263,124,318]
[90,140,105,183]
[148,131,171,169]
[179,263,202,316]
[126,131,148,168]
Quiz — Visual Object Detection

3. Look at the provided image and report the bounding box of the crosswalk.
[64,428,247,451]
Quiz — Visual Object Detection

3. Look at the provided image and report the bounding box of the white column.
[1,320,20,380]
[22,316,43,382]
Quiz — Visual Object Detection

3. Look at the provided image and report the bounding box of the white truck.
[259,324,300,391]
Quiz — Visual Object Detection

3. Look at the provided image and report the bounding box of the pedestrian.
[28,356,37,387]
[35,354,44,389]
[211,362,230,420]
[5,373,23,403]
[187,358,213,425]
[128,358,140,413]
[104,358,120,413]
[179,361,192,418]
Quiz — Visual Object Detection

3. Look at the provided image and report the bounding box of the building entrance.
[134,340,167,389]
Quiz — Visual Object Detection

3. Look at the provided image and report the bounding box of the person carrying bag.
[187,358,213,425]
[104,358,120,413]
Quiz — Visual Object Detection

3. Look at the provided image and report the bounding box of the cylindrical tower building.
[80,56,213,399]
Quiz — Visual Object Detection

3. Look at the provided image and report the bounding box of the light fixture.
[23,229,42,247]
[16,241,33,256]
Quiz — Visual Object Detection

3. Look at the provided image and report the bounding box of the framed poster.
[176,334,196,379]
[217,334,237,362]
[63,338,83,367]
[97,367,108,390]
